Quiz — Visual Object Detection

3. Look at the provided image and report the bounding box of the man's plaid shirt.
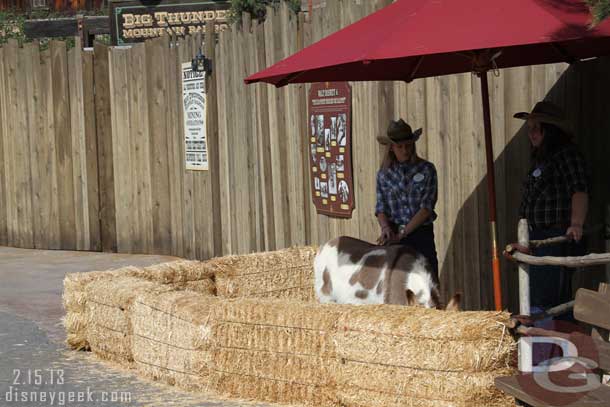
[519,145,589,229]
[375,160,438,226]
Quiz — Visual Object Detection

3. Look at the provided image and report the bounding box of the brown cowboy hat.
[513,101,572,135]
[377,119,423,145]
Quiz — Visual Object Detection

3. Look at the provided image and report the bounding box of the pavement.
[0,246,270,407]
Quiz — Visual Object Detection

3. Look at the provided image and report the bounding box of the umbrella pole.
[479,71,503,311]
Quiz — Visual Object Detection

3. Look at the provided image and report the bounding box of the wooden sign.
[109,0,230,46]
[308,82,354,218]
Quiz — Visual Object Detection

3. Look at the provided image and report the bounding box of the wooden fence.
[1,0,609,311]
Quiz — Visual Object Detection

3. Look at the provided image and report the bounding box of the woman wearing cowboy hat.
[375,119,439,283]
[515,101,589,319]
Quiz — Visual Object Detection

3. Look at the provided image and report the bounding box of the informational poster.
[181,62,208,171]
[308,82,354,218]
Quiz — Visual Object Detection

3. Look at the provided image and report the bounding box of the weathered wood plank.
[253,21,276,251]
[82,48,101,251]
[164,35,185,258]
[93,42,117,252]
[24,43,42,249]
[51,40,77,250]
[13,44,32,248]
[109,46,134,253]
[68,38,90,250]
[146,36,173,255]
[280,3,307,247]
[266,5,290,249]
[0,47,8,246]
[205,23,222,258]
[176,37,195,259]
[216,29,233,255]
[129,42,154,254]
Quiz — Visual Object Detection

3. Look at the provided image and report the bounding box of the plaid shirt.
[519,145,589,229]
[375,160,438,226]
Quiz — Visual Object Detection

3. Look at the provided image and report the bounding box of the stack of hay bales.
[211,246,317,302]
[63,266,141,350]
[64,248,517,407]
[332,305,516,407]
[131,290,219,391]
[207,298,342,406]
[63,260,215,354]
[84,276,172,365]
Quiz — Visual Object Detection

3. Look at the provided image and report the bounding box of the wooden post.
[606,205,610,283]
[518,218,532,372]
[518,218,531,315]
[596,283,609,385]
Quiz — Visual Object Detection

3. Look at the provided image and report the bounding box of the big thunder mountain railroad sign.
[110,0,230,46]
[308,82,354,218]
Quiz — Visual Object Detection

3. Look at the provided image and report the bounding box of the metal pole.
[479,71,503,311]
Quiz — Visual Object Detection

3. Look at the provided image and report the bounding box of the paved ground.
[0,246,270,407]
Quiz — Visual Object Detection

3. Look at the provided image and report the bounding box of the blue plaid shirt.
[375,160,438,226]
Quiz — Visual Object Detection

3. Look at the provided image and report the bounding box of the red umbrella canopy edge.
[245,0,610,87]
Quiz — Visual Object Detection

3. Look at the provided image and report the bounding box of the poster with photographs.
[308,82,354,218]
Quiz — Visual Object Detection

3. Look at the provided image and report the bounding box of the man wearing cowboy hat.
[515,100,589,323]
[375,119,440,283]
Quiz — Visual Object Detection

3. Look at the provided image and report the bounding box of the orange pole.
[480,71,503,311]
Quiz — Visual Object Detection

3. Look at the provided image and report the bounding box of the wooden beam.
[574,288,610,330]
[24,16,109,39]
[506,251,610,268]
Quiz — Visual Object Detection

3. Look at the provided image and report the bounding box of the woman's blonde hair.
[380,143,418,170]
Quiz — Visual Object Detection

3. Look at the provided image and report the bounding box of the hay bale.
[131,290,218,391]
[334,306,515,371]
[169,278,216,296]
[84,276,175,364]
[135,260,215,284]
[207,298,342,405]
[63,267,141,351]
[63,312,89,350]
[63,261,216,351]
[332,305,516,407]
[212,246,317,302]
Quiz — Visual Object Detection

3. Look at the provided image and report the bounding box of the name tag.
[413,173,425,183]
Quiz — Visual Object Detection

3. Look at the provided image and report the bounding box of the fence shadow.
[443,56,610,312]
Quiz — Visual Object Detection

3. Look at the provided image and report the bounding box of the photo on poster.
[314,177,320,190]
[316,115,325,145]
[337,113,347,146]
[330,116,337,141]
[310,114,315,136]
[324,129,330,151]
[338,180,349,203]
[319,156,327,172]
[320,182,328,198]
[329,163,337,194]
[336,155,345,171]
[311,144,317,163]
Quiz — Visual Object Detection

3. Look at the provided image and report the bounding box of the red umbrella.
[245,0,610,311]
